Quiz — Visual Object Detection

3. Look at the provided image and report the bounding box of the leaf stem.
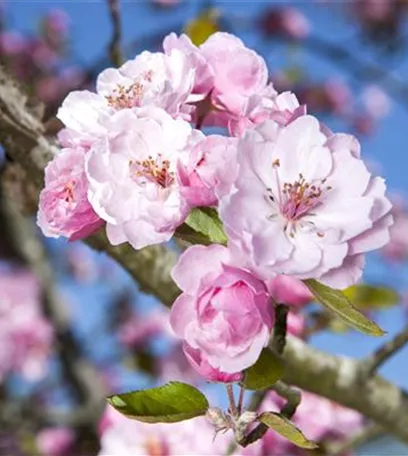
[237,386,245,415]
[272,380,301,419]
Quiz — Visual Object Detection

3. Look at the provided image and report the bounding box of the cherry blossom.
[0,269,53,382]
[178,135,238,207]
[86,107,202,249]
[37,147,104,241]
[220,116,393,289]
[98,406,231,455]
[57,48,195,148]
[170,245,273,380]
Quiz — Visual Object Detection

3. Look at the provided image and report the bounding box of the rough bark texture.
[1,65,408,444]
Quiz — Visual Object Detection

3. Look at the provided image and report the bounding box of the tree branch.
[0,187,106,432]
[361,325,408,377]
[1,65,408,445]
[107,0,123,67]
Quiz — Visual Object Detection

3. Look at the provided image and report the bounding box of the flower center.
[265,164,331,237]
[280,174,326,221]
[62,181,76,205]
[144,436,168,456]
[131,154,175,188]
[106,71,155,110]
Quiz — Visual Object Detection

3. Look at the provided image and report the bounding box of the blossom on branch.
[37,147,104,241]
[170,244,273,381]
[220,116,393,289]
[85,107,202,249]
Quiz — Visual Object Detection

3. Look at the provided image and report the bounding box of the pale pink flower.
[381,199,408,262]
[220,116,393,289]
[98,406,231,455]
[362,85,391,120]
[36,427,75,456]
[97,49,195,117]
[0,270,53,382]
[178,135,238,207]
[261,7,310,40]
[229,90,306,137]
[57,49,195,146]
[37,147,104,241]
[287,312,305,338]
[200,32,268,115]
[170,245,273,381]
[86,107,202,249]
[267,275,313,307]
[163,33,214,100]
[249,390,363,454]
[163,32,268,119]
[119,309,172,349]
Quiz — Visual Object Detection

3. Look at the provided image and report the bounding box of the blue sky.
[5,0,408,451]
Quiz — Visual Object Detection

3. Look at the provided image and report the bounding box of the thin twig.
[107,0,123,67]
[272,304,289,355]
[272,381,301,420]
[361,325,408,377]
[324,423,383,456]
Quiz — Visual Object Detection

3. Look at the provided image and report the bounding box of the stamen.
[131,154,175,188]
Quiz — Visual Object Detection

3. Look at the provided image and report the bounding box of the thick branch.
[281,336,408,444]
[1,66,408,445]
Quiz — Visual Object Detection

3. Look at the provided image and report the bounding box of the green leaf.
[258,412,318,449]
[304,279,385,336]
[184,207,228,245]
[184,9,220,46]
[241,349,284,391]
[107,381,209,423]
[342,285,400,310]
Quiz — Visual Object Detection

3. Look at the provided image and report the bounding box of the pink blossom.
[170,245,273,381]
[178,135,238,207]
[0,269,53,382]
[362,85,391,120]
[163,33,214,100]
[37,147,104,241]
[244,390,363,455]
[86,107,201,249]
[119,309,172,349]
[267,275,313,307]
[381,199,408,262]
[287,312,305,338]
[261,7,310,40]
[57,49,195,146]
[36,427,75,456]
[220,116,393,289]
[0,31,27,55]
[200,33,268,115]
[98,405,231,455]
[163,32,268,119]
[229,90,306,137]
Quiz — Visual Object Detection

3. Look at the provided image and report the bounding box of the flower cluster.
[240,390,363,456]
[0,268,53,382]
[38,31,392,381]
[98,405,231,456]
[98,394,362,456]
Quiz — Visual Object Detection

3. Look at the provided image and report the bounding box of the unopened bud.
[236,411,257,427]
[206,407,230,430]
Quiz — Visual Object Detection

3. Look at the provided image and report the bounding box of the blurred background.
[1,0,408,455]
